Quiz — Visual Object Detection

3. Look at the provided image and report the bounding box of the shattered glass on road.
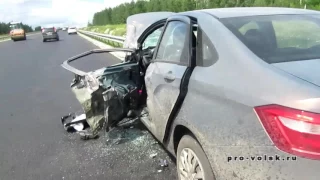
[60,120,177,180]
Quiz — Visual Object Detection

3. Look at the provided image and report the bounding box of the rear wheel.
[56,38,59,41]
[43,39,46,42]
[24,34,26,40]
[177,135,215,180]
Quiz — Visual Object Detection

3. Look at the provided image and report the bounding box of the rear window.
[221,15,320,64]
[10,24,23,30]
[43,28,54,32]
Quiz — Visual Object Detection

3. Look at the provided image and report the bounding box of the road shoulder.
[78,32,126,61]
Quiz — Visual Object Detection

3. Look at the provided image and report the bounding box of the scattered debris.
[61,113,89,133]
[159,159,168,167]
[150,153,157,158]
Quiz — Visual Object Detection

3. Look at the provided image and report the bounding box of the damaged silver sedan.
[61,7,320,180]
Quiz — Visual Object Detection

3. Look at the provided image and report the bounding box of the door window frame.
[152,15,193,67]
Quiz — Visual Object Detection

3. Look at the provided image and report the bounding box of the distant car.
[42,27,59,42]
[9,22,26,41]
[67,27,77,35]
[62,27,67,31]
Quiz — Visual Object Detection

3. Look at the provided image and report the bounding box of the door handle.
[164,71,175,81]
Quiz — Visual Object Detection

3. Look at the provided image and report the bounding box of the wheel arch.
[173,124,197,155]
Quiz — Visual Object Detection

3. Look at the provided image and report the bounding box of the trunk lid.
[272,59,320,87]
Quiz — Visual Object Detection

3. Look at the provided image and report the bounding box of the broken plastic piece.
[61,113,89,133]
[159,159,168,167]
[79,131,100,140]
[150,153,157,158]
[71,114,86,131]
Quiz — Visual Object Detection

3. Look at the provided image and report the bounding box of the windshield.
[10,24,22,30]
[221,15,320,64]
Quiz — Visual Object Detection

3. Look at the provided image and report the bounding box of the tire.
[56,38,59,41]
[177,135,215,180]
[43,39,46,42]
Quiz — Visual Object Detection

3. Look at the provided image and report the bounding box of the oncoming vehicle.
[9,22,26,41]
[67,27,77,35]
[42,27,59,42]
[62,8,320,180]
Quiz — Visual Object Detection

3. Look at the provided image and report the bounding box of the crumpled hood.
[272,59,320,87]
[123,12,175,49]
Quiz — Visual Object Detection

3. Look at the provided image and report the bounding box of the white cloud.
[0,0,132,28]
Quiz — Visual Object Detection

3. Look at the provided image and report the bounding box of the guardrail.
[78,30,125,45]
[0,31,40,40]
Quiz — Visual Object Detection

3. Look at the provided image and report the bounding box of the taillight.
[255,104,320,160]
[41,28,44,33]
[53,27,56,32]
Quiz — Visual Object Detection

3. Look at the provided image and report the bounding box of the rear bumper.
[11,35,25,40]
[43,34,59,39]
[68,31,77,34]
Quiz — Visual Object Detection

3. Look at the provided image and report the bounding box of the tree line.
[0,22,36,35]
[92,0,320,25]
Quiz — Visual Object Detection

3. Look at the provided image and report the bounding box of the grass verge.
[82,24,126,37]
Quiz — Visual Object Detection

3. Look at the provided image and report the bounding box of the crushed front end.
[61,49,145,139]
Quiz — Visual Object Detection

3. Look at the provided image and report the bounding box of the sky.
[0,0,132,28]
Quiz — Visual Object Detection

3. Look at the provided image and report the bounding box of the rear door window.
[155,21,189,65]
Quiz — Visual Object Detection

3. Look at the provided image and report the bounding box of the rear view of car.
[42,27,59,42]
[67,27,77,35]
[9,22,26,41]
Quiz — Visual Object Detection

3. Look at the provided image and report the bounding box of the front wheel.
[177,135,215,180]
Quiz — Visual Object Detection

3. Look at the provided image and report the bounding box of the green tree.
[34,26,41,31]
[91,0,320,26]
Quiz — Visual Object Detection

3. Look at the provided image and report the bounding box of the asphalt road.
[0,32,177,180]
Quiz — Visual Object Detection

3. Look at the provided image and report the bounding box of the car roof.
[195,7,320,18]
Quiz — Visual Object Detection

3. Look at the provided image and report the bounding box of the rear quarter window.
[272,20,320,49]
[221,15,320,64]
